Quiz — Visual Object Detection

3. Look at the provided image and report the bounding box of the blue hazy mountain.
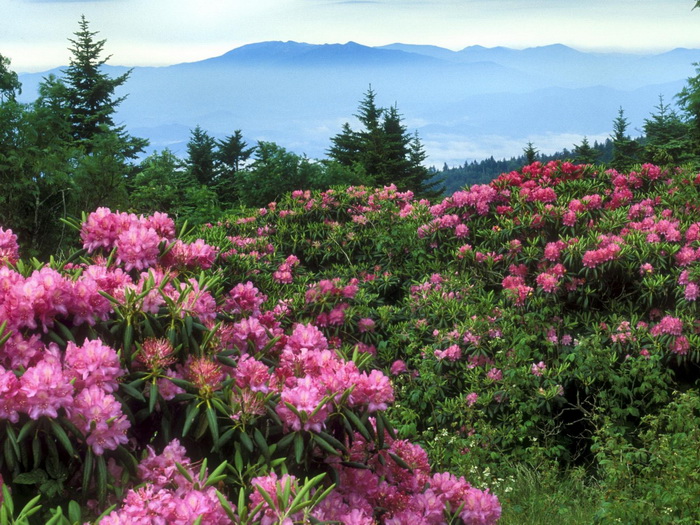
[16,41,700,166]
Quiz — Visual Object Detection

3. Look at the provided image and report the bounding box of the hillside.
[2,160,700,523]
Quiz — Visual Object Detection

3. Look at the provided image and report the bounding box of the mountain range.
[16,41,700,167]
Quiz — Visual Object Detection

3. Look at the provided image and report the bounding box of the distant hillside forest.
[2,17,700,260]
[431,139,616,194]
[432,95,700,194]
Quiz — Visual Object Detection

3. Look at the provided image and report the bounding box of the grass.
[491,463,603,524]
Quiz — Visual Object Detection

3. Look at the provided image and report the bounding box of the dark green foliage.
[610,107,639,171]
[573,136,600,164]
[235,141,369,207]
[0,53,21,102]
[187,125,218,186]
[328,87,443,198]
[523,142,539,164]
[677,62,700,158]
[129,149,219,223]
[214,130,255,205]
[642,95,694,165]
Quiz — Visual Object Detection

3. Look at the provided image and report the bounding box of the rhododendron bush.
[0,207,499,524]
[3,161,700,523]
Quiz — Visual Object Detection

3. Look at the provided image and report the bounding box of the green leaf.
[294,432,305,464]
[13,470,47,485]
[2,484,13,516]
[216,489,238,521]
[204,460,228,488]
[253,428,269,459]
[342,408,371,441]
[49,419,75,456]
[148,381,159,414]
[312,433,342,456]
[206,404,219,444]
[82,449,94,497]
[182,402,201,437]
[69,500,82,523]
[120,380,146,402]
[239,431,254,453]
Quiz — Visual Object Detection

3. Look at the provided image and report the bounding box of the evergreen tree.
[62,16,146,156]
[573,137,600,164]
[186,125,218,186]
[523,141,539,164]
[216,130,255,176]
[643,95,693,165]
[611,107,638,171]
[328,87,442,198]
[214,130,255,206]
[677,63,700,159]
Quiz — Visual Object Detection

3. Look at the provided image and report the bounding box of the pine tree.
[216,130,255,176]
[643,95,693,165]
[611,107,638,171]
[677,65,700,160]
[187,125,218,186]
[62,16,146,156]
[573,137,600,164]
[214,130,255,205]
[328,87,442,198]
[523,141,539,164]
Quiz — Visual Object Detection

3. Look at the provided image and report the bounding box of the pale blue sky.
[2,0,700,72]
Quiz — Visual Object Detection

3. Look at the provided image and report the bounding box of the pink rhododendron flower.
[224,281,267,316]
[116,224,161,271]
[434,344,462,362]
[276,376,329,432]
[69,385,130,455]
[0,227,19,266]
[390,360,408,375]
[64,339,124,393]
[20,357,74,420]
[531,361,547,376]
[650,315,683,337]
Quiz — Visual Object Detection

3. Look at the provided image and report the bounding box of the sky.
[2,0,700,73]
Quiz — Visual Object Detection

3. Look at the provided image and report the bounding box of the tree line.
[0,18,439,258]
[434,96,700,195]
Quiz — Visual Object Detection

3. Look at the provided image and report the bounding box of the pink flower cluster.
[582,235,624,268]
[679,270,700,301]
[81,208,217,272]
[311,432,500,524]
[502,274,533,306]
[434,344,462,362]
[0,227,19,266]
[273,254,300,283]
[535,264,566,294]
[100,440,235,524]
[0,339,128,455]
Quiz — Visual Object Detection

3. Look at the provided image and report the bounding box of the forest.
[1,14,700,525]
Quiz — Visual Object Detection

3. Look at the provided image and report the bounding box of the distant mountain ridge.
[16,41,700,166]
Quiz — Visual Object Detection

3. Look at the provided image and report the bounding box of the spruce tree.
[611,107,638,171]
[216,130,255,176]
[187,125,218,186]
[643,95,693,165]
[328,87,442,198]
[62,15,146,156]
[523,141,539,164]
[573,137,600,164]
[677,64,700,160]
